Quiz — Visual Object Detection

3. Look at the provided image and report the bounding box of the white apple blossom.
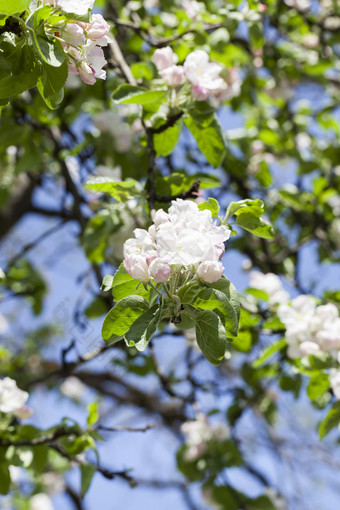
[181,413,229,461]
[123,199,230,284]
[62,23,85,46]
[160,65,185,87]
[153,47,176,71]
[278,296,340,359]
[184,50,224,98]
[249,271,290,305]
[0,377,29,414]
[182,0,202,19]
[85,13,111,44]
[56,0,95,16]
[149,258,171,283]
[124,254,151,282]
[60,376,86,400]
[197,260,224,283]
[30,493,54,510]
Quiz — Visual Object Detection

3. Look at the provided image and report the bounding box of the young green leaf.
[198,197,220,218]
[307,374,330,401]
[84,177,142,201]
[194,309,228,365]
[102,295,149,344]
[111,263,151,302]
[193,287,239,336]
[113,84,166,105]
[184,113,226,168]
[319,401,340,439]
[87,402,99,427]
[0,0,30,15]
[125,303,162,351]
[80,464,96,498]
[154,121,182,157]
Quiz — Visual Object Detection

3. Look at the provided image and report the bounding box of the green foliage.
[102,295,149,344]
[225,199,275,239]
[319,402,340,439]
[184,111,226,168]
[112,84,167,105]
[194,309,228,365]
[0,0,30,15]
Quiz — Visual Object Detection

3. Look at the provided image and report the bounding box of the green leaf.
[80,464,96,498]
[154,121,182,157]
[101,275,114,292]
[177,279,205,304]
[0,36,39,98]
[84,177,142,201]
[37,60,68,98]
[231,330,252,352]
[184,113,226,168]
[236,213,274,239]
[102,295,149,344]
[253,339,287,368]
[198,197,220,218]
[0,0,30,15]
[194,310,228,365]
[225,199,265,222]
[111,263,151,301]
[31,34,65,67]
[125,303,162,351]
[32,444,48,472]
[155,171,220,199]
[210,276,240,323]
[319,401,340,439]
[87,402,99,427]
[307,374,330,401]
[193,287,239,336]
[112,84,166,105]
[0,460,10,495]
[38,87,64,110]
[224,199,274,239]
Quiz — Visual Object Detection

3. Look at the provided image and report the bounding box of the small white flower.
[249,271,289,305]
[60,377,86,400]
[0,378,29,414]
[57,0,94,15]
[153,47,176,71]
[30,493,54,510]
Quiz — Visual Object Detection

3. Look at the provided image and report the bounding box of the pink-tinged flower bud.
[192,85,210,101]
[197,260,224,283]
[160,65,185,87]
[149,258,171,283]
[86,13,110,42]
[78,61,96,85]
[153,46,176,71]
[124,254,150,282]
[14,405,33,420]
[62,23,85,46]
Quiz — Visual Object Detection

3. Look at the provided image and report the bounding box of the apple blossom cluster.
[43,0,94,16]
[44,1,110,85]
[249,271,289,305]
[0,377,32,419]
[123,199,230,285]
[277,296,340,359]
[152,46,240,102]
[181,413,229,461]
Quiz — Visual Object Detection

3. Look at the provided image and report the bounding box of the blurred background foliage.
[1,0,340,509]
